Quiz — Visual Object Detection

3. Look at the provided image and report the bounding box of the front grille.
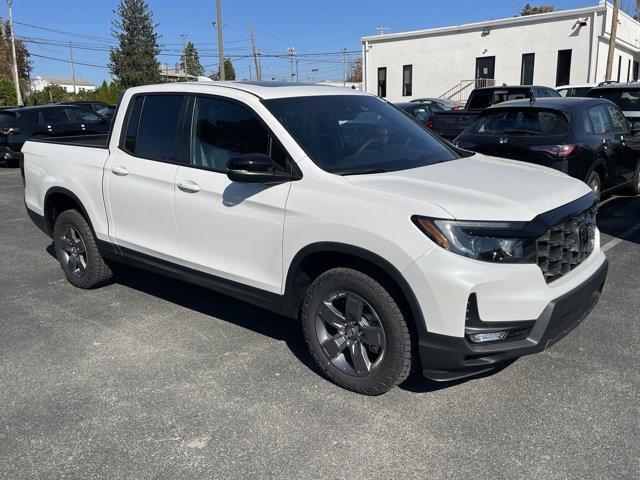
[537,206,597,283]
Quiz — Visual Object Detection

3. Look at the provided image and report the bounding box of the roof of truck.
[126,80,368,100]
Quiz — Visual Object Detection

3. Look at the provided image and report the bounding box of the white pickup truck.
[22,81,608,395]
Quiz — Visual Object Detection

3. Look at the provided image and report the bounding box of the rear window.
[468,109,569,137]
[467,89,531,109]
[588,88,640,110]
[0,112,18,125]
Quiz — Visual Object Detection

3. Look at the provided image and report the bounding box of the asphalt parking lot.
[1,165,638,479]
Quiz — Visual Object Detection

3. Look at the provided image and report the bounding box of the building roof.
[361,2,608,42]
[34,75,95,87]
[126,80,369,100]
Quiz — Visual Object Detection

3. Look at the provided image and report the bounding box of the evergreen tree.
[180,41,204,77]
[517,3,556,16]
[109,0,161,88]
[0,75,16,106]
[210,58,236,81]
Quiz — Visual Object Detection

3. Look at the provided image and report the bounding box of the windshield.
[468,108,569,137]
[263,95,461,174]
[589,89,640,110]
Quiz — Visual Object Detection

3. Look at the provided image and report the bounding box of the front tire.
[630,163,640,195]
[301,268,413,395]
[53,209,113,289]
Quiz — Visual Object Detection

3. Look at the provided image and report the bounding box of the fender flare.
[284,242,427,336]
[43,186,94,235]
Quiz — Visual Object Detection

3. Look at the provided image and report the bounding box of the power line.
[29,52,109,69]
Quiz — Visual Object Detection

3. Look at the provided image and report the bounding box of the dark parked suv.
[0,104,109,167]
[587,82,640,123]
[453,97,640,198]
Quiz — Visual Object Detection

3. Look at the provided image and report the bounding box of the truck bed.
[29,133,109,149]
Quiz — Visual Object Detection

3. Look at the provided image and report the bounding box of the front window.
[468,108,569,137]
[263,95,461,174]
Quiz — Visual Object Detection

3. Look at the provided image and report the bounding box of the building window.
[633,61,639,81]
[617,55,622,82]
[628,59,632,82]
[377,67,387,97]
[521,53,535,85]
[402,65,412,96]
[555,49,572,86]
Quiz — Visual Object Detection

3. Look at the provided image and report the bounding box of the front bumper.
[419,259,608,381]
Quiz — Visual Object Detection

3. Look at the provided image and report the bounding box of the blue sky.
[1,0,606,85]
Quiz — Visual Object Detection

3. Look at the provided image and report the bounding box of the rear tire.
[586,170,602,201]
[53,209,113,289]
[301,268,413,395]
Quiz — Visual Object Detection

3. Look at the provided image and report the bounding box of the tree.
[210,58,236,81]
[346,58,362,82]
[0,21,31,99]
[25,84,68,106]
[517,3,556,16]
[0,75,16,106]
[94,80,122,105]
[180,41,204,77]
[109,0,161,89]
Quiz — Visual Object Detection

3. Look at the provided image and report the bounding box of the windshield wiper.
[501,129,542,136]
[332,168,387,176]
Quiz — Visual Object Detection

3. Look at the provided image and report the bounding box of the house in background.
[362,0,640,102]
[30,75,96,94]
[159,65,197,82]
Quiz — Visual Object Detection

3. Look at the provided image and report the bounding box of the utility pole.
[295,59,299,84]
[69,42,77,95]
[215,0,225,81]
[287,46,296,82]
[7,0,22,105]
[374,26,389,36]
[605,0,621,82]
[180,34,188,81]
[342,48,347,87]
[248,23,262,82]
[312,68,318,83]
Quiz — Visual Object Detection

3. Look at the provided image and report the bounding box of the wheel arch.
[284,242,427,338]
[587,157,607,183]
[43,186,94,237]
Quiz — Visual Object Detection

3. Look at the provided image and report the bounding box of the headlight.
[412,216,536,263]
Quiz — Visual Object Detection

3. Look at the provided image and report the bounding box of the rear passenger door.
[587,105,623,189]
[37,107,73,136]
[173,95,293,293]
[104,94,188,260]
[65,107,109,134]
[606,103,639,182]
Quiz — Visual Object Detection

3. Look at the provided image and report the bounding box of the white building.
[362,1,640,102]
[30,75,96,94]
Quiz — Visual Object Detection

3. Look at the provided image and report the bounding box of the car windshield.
[468,108,569,137]
[263,95,461,174]
[589,89,640,110]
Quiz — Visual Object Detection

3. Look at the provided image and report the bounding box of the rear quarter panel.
[23,140,110,240]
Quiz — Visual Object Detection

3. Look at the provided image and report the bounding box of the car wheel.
[53,209,113,289]
[586,170,602,201]
[301,268,412,395]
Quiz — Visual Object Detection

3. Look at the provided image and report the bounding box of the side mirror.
[631,121,640,133]
[226,153,295,184]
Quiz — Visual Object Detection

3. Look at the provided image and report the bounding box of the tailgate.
[431,111,479,139]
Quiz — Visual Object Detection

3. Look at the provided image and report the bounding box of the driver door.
[174,95,293,293]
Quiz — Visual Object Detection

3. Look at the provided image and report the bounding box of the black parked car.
[587,82,640,123]
[395,101,443,129]
[430,85,560,141]
[96,105,115,121]
[0,104,109,167]
[59,100,110,113]
[453,97,640,198]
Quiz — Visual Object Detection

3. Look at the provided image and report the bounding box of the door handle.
[111,166,129,176]
[177,180,201,193]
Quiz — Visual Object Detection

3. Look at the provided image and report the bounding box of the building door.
[475,56,495,81]
[521,53,535,85]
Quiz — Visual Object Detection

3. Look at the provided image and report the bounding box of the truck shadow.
[597,194,640,246]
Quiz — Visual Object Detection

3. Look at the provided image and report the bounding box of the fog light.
[468,331,508,343]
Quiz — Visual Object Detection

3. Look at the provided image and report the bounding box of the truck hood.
[345,154,592,221]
